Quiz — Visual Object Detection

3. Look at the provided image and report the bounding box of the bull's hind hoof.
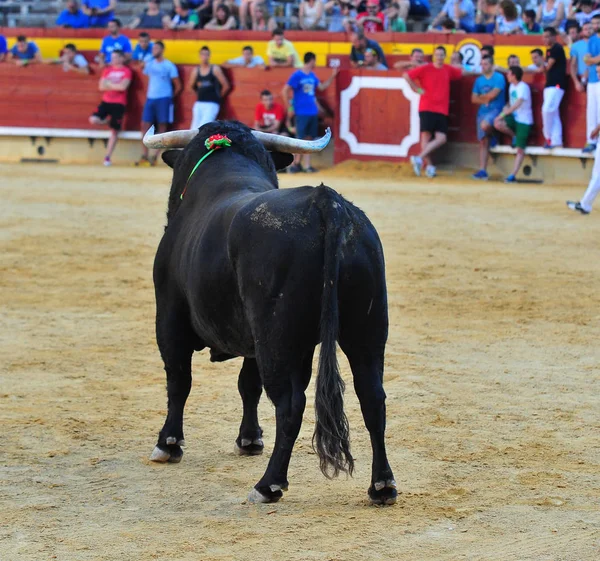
[368,479,398,505]
[149,443,184,464]
[234,437,264,456]
[247,483,287,504]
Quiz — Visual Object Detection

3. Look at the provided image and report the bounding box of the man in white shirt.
[225,46,265,68]
[493,65,533,183]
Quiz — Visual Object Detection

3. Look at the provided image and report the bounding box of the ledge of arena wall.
[1,28,551,67]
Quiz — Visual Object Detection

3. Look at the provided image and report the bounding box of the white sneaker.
[426,165,436,178]
[103,157,111,167]
[411,156,423,177]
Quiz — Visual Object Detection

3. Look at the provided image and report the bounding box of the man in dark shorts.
[89,50,132,166]
[282,52,337,173]
[405,46,463,177]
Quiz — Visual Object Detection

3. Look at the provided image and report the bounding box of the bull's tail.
[313,186,354,479]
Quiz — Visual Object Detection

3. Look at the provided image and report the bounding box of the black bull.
[149,121,396,505]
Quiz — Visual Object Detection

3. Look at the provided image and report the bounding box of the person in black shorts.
[89,50,132,166]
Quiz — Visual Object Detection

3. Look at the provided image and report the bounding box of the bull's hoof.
[234,437,264,456]
[247,483,287,504]
[149,442,184,464]
[368,479,398,505]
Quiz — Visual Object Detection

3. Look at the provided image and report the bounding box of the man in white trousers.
[584,17,600,153]
[567,124,600,214]
[542,27,567,149]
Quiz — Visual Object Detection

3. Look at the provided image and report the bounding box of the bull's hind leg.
[344,350,397,505]
[248,349,314,503]
[235,358,264,456]
[150,300,195,464]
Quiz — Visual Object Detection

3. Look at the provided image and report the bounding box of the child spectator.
[99,19,132,66]
[471,55,507,180]
[527,48,546,71]
[494,66,533,182]
[132,32,154,64]
[89,50,132,166]
[254,90,286,133]
[169,1,200,30]
[189,46,230,130]
[226,46,265,67]
[385,3,407,31]
[357,0,385,32]
[429,0,476,32]
[282,52,338,173]
[542,26,567,148]
[349,32,388,68]
[205,4,238,29]
[250,3,277,31]
[0,35,7,62]
[496,0,522,34]
[128,0,170,29]
[267,29,301,68]
[82,0,117,28]
[405,46,464,178]
[364,48,388,70]
[9,36,42,66]
[56,1,90,29]
[325,0,357,33]
[521,9,542,34]
[139,41,182,166]
[299,0,327,30]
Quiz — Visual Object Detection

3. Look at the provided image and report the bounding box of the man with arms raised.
[471,55,506,180]
[493,66,533,183]
[404,46,463,178]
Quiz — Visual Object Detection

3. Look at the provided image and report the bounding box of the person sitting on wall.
[254,90,286,133]
[204,4,238,29]
[267,29,301,68]
[9,36,42,67]
[98,19,132,67]
[169,1,200,30]
[225,45,265,68]
[428,0,476,32]
[82,0,117,28]
[349,32,388,69]
[128,0,170,29]
[394,48,426,71]
[56,1,90,28]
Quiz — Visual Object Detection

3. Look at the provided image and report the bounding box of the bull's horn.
[143,126,198,149]
[252,128,331,154]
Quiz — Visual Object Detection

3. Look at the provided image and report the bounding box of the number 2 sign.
[455,38,483,72]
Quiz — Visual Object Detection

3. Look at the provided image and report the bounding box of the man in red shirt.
[357,0,385,33]
[405,45,463,178]
[253,89,286,134]
[89,50,133,166]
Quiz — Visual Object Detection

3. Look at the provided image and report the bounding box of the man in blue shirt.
[0,35,7,63]
[9,36,42,66]
[282,52,338,173]
[570,22,593,151]
[56,1,90,28]
[82,0,116,28]
[138,41,182,166]
[471,55,507,180]
[99,19,132,66]
[429,0,475,32]
[132,32,154,65]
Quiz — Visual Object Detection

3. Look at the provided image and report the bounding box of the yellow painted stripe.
[8,37,558,68]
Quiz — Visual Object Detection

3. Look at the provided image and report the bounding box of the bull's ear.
[162,149,181,169]
[269,151,294,172]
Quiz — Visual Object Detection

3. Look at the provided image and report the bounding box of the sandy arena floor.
[1,161,599,560]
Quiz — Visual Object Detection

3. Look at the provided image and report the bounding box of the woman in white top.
[299,0,326,30]
[496,0,522,33]
[537,0,564,28]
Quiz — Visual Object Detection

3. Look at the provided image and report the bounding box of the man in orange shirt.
[404,45,463,178]
[89,49,132,166]
[254,90,286,134]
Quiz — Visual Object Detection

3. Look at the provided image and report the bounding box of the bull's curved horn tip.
[143,126,155,145]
